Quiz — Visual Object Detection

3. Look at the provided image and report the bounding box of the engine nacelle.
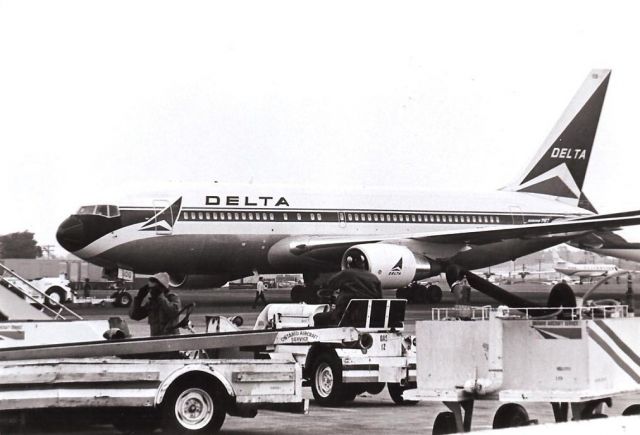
[341,243,435,289]
[168,273,231,289]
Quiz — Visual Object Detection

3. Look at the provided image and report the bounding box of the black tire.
[161,378,227,434]
[365,382,385,395]
[396,286,410,301]
[623,404,640,416]
[45,287,66,308]
[547,283,577,308]
[493,403,530,429]
[310,352,346,406]
[117,292,133,308]
[413,284,429,304]
[291,285,305,303]
[426,285,443,303]
[111,291,121,307]
[432,411,457,435]
[387,383,418,406]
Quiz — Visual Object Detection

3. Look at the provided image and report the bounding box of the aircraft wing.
[289,210,640,256]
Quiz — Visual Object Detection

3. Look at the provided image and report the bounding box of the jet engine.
[168,273,231,289]
[341,243,437,289]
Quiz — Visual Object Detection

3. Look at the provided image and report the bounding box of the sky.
[1,0,640,252]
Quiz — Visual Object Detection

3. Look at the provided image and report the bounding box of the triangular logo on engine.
[391,258,403,272]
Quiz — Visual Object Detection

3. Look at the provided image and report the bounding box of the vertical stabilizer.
[504,69,611,207]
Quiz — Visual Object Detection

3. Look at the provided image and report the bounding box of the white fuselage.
[59,183,591,281]
[554,262,618,278]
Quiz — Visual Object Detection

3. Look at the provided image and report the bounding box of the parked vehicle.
[0,275,74,308]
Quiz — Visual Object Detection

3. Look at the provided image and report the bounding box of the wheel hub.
[316,363,334,397]
[175,388,214,430]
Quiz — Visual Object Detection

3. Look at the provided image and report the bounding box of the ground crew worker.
[314,264,383,326]
[451,274,471,304]
[82,278,91,298]
[252,276,268,309]
[129,272,181,336]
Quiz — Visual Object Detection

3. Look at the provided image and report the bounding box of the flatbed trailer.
[405,305,640,434]
[0,298,416,432]
[0,304,377,433]
[0,356,306,434]
[209,299,418,406]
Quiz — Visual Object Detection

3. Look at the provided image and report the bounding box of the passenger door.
[509,205,524,225]
[338,211,347,228]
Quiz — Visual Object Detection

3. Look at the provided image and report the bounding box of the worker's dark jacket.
[129,290,181,336]
[325,269,383,324]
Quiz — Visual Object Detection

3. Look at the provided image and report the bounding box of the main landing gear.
[445,265,578,310]
[290,284,320,304]
[396,282,443,304]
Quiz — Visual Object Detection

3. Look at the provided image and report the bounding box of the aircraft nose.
[56,216,87,252]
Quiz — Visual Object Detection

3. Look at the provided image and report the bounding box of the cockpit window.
[96,205,109,216]
[76,204,120,217]
[108,205,120,217]
[77,205,96,215]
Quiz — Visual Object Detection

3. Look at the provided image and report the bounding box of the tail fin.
[551,250,566,265]
[503,69,611,207]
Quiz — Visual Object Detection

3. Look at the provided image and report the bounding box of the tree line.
[0,231,42,259]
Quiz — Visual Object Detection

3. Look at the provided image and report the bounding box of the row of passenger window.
[182,210,502,224]
[344,212,501,224]
[183,211,323,222]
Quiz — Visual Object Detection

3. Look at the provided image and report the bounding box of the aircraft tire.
[426,285,443,303]
[547,283,577,308]
[413,284,429,304]
[291,285,305,303]
[116,292,133,308]
[396,286,410,301]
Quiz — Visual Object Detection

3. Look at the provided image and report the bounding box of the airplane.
[551,251,618,279]
[56,69,640,306]
[570,230,640,263]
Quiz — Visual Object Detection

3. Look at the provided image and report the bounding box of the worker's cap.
[149,272,170,289]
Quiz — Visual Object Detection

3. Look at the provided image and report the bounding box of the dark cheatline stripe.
[587,327,640,383]
[594,320,640,368]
